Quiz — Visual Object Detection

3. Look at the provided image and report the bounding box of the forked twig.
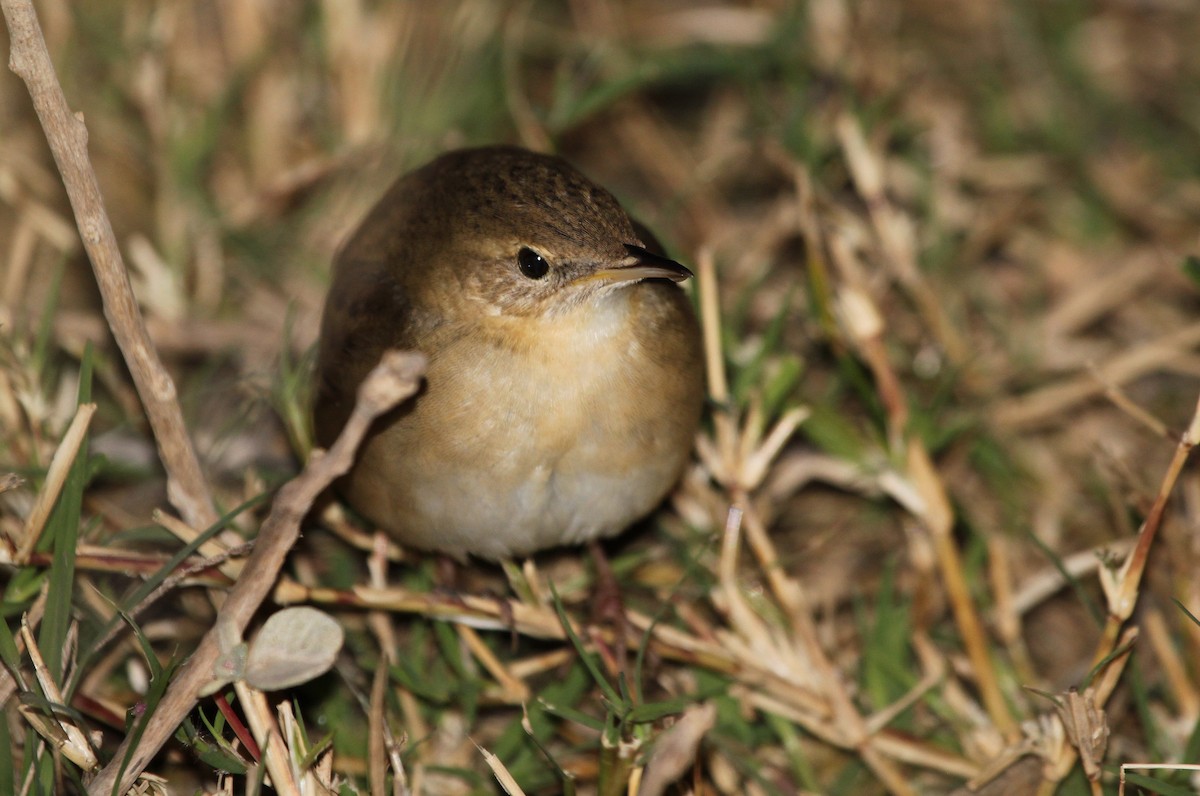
[87,351,426,796]
[1036,394,1200,791]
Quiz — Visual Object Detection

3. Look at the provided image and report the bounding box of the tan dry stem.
[233,679,300,796]
[1098,392,1200,649]
[1,0,218,532]
[17,401,95,561]
[1031,394,1200,789]
[86,350,426,796]
[19,616,99,771]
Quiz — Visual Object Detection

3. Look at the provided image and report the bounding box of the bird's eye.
[517,247,549,279]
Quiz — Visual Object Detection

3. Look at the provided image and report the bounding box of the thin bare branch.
[1,0,218,531]
[87,350,426,796]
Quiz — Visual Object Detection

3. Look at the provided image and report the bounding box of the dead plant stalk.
[1,0,218,532]
[86,350,427,796]
[1037,393,1200,792]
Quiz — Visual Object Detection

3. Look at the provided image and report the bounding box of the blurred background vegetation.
[3,0,1200,793]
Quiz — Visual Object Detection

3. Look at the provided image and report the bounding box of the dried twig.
[233,680,299,796]
[18,616,99,771]
[1,0,217,531]
[1030,394,1200,788]
[16,401,95,561]
[87,350,426,796]
[1097,394,1200,651]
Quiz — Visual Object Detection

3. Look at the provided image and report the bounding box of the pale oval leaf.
[244,607,344,691]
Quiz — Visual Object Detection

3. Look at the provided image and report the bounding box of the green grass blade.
[0,612,22,674]
[1117,770,1198,796]
[110,655,181,796]
[31,255,67,392]
[37,343,94,684]
[548,583,623,709]
[1172,598,1200,629]
[0,705,12,796]
[67,492,270,698]
[537,698,605,733]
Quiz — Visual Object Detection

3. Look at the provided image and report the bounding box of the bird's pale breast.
[342,283,701,559]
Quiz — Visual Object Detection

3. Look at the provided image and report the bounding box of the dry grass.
[3,1,1200,794]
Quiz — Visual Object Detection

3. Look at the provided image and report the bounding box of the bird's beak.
[581,244,694,285]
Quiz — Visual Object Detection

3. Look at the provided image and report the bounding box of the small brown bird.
[314,146,704,559]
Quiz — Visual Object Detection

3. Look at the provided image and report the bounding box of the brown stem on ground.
[234,680,300,796]
[1097,394,1200,650]
[86,351,426,796]
[1037,393,1200,791]
[0,0,217,532]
